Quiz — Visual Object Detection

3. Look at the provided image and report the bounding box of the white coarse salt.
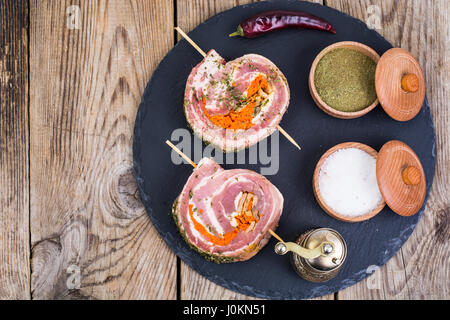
[318,148,383,217]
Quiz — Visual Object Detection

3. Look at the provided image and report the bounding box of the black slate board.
[133,0,436,299]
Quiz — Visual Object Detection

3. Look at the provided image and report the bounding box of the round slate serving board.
[133,0,435,299]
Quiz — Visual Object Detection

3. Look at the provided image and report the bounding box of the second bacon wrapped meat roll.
[172,157,283,263]
[184,50,290,152]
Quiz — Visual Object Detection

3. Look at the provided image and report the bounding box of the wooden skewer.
[174,27,206,57]
[166,139,281,237]
[268,229,285,243]
[174,27,301,151]
[165,140,197,168]
[276,125,301,150]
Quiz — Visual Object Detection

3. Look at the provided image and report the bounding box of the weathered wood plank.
[29,0,176,299]
[327,0,449,299]
[177,0,333,300]
[177,0,257,300]
[0,0,30,300]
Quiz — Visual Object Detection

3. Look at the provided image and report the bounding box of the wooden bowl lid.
[376,140,426,216]
[375,48,425,121]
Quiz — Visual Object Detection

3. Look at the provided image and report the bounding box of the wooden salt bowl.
[309,41,381,119]
[312,142,386,223]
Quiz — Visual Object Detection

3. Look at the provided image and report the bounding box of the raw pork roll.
[172,158,283,263]
[184,50,290,152]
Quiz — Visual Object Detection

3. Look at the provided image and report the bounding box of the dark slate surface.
[133,0,436,299]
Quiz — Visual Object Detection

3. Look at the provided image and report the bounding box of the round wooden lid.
[376,140,426,216]
[375,48,425,121]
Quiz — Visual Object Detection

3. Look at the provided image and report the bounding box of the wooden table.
[0,0,448,300]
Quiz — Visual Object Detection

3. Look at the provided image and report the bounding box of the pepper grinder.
[271,228,347,283]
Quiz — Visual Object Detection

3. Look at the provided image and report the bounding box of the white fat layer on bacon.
[188,200,226,238]
[191,51,222,90]
[215,194,281,256]
[229,212,239,228]
[184,51,290,152]
[191,51,226,114]
[252,92,275,125]
[190,224,205,247]
[187,171,245,237]
[234,191,243,211]
[176,158,284,259]
[189,173,253,243]
[202,175,253,236]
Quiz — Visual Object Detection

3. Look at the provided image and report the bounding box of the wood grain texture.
[376,140,426,217]
[375,48,426,121]
[0,0,30,300]
[176,0,333,300]
[327,0,449,300]
[177,0,258,300]
[1,0,446,300]
[29,0,176,299]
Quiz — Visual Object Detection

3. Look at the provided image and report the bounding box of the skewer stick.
[174,27,301,151]
[276,125,301,150]
[166,139,280,237]
[165,140,197,168]
[174,27,206,57]
[268,229,285,243]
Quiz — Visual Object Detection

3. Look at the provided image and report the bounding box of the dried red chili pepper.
[229,10,336,38]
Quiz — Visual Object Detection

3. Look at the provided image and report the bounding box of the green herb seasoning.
[314,48,377,112]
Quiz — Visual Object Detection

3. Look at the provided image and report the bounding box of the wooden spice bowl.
[312,142,386,222]
[309,41,381,119]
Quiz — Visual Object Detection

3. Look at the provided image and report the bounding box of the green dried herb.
[314,48,377,112]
